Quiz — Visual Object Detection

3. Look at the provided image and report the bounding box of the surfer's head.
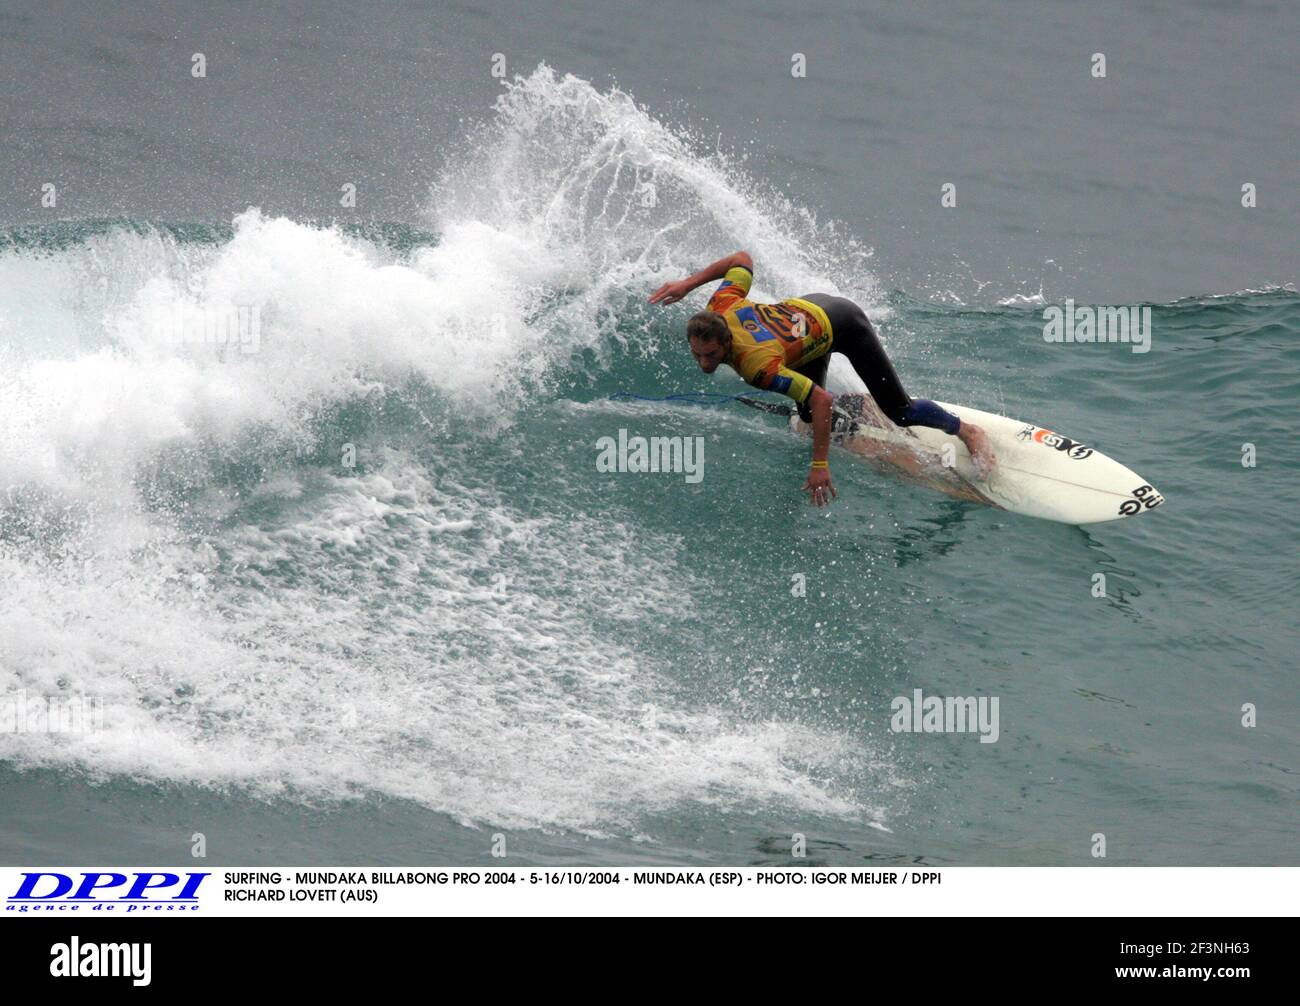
[687,312,730,373]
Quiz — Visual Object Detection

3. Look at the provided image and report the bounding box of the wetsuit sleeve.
[705,264,753,314]
[739,349,815,404]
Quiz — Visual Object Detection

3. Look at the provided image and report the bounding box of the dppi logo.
[9,872,209,912]
[1017,425,1093,460]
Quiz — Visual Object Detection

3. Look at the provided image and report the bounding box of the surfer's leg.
[798,294,949,427]
[798,294,995,475]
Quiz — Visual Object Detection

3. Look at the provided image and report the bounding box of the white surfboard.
[808,355,1165,525]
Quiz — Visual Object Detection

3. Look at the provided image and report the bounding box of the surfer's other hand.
[802,467,837,507]
[958,423,997,479]
[648,280,690,305]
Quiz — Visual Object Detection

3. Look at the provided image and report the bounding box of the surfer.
[649,251,995,506]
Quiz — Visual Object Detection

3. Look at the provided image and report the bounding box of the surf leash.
[609,391,866,431]
[608,391,786,407]
[609,390,794,412]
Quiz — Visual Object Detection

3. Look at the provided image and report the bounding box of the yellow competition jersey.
[706,266,833,403]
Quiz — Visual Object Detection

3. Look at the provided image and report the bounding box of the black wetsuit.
[792,293,961,436]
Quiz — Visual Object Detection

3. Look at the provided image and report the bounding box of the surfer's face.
[689,334,729,373]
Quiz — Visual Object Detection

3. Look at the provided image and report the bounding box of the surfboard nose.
[1119,482,1165,518]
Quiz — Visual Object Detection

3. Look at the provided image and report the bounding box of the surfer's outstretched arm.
[648,250,753,305]
[800,386,837,506]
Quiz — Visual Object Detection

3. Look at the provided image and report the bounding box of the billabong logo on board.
[1119,484,1164,515]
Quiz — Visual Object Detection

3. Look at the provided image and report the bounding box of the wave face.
[2,67,1297,863]
[0,69,895,838]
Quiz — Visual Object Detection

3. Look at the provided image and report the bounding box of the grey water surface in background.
[2,0,1296,302]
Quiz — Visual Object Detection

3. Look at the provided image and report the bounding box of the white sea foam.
[0,67,896,833]
[0,448,891,830]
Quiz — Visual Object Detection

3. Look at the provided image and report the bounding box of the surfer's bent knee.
[803,295,961,436]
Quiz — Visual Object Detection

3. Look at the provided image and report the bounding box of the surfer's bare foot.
[958,423,996,479]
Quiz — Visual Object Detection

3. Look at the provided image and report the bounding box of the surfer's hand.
[648,280,691,305]
[802,466,837,507]
[957,423,996,480]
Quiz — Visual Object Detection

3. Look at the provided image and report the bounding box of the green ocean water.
[2,68,1297,867]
